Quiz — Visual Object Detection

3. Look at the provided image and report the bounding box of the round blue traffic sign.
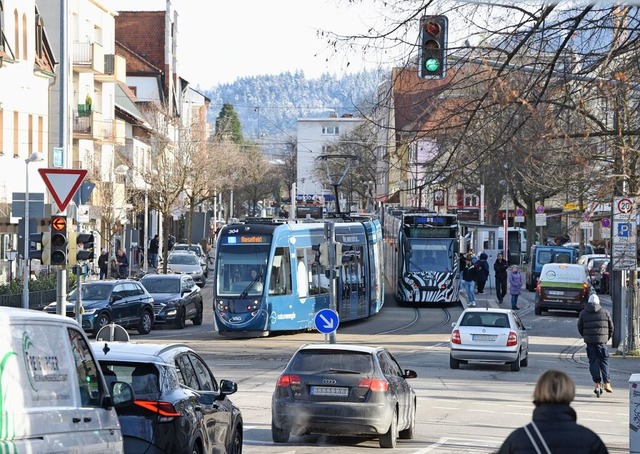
[601,218,611,228]
[515,208,524,216]
[536,206,545,214]
[314,309,339,334]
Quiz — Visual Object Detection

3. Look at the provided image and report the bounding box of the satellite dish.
[95,323,130,342]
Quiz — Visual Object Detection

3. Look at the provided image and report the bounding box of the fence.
[0,290,57,310]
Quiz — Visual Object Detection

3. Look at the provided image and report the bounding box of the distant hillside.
[203,69,386,142]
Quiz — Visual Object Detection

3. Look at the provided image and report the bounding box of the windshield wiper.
[326,368,362,374]
[239,273,261,299]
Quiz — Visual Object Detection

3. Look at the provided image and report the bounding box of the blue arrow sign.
[314,309,339,334]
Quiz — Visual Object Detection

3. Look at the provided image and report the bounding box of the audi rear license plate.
[472,334,497,341]
[310,386,349,397]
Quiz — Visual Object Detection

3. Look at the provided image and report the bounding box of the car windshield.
[461,312,509,328]
[174,245,201,255]
[168,254,199,265]
[68,284,112,300]
[289,350,373,374]
[141,278,180,293]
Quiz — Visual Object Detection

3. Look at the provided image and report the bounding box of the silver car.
[450,308,529,371]
[165,251,206,287]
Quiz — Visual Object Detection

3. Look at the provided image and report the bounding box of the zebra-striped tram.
[383,209,461,304]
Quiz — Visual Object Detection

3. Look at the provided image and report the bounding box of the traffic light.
[313,242,330,267]
[29,232,51,265]
[418,15,448,79]
[49,215,68,266]
[68,231,95,266]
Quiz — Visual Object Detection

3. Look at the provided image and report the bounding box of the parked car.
[43,280,155,336]
[140,274,204,328]
[577,254,609,291]
[534,263,593,315]
[165,251,207,287]
[92,341,243,454]
[172,243,209,278]
[450,307,529,372]
[271,343,417,448]
[564,242,595,256]
[0,307,134,452]
[525,245,577,291]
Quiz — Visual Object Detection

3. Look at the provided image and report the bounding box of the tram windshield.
[215,244,270,297]
[407,238,455,273]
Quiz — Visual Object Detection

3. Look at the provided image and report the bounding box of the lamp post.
[7,249,17,282]
[23,151,44,309]
[115,164,130,277]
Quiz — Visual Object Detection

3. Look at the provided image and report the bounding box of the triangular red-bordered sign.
[38,168,88,212]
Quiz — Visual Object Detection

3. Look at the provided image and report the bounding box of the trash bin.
[629,374,640,452]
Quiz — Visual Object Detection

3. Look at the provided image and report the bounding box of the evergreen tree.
[214,103,244,144]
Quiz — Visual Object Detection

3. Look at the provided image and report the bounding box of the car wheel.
[510,351,521,372]
[229,423,243,454]
[398,401,416,439]
[520,350,529,367]
[449,354,460,369]
[534,304,542,316]
[192,303,203,326]
[137,310,153,335]
[379,408,397,448]
[175,307,186,329]
[190,442,202,454]
[93,313,111,336]
[271,421,290,443]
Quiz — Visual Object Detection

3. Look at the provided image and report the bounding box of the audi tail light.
[358,378,389,392]
[276,374,300,387]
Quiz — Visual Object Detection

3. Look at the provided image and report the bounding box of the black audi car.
[92,341,243,454]
[139,274,204,329]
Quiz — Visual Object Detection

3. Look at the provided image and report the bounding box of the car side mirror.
[220,379,238,396]
[451,322,456,328]
[110,294,122,302]
[109,381,134,408]
[403,369,417,379]
[525,325,532,330]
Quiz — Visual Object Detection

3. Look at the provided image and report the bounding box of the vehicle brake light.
[507,331,518,346]
[536,282,541,293]
[582,282,590,296]
[451,329,461,344]
[135,400,181,418]
[276,374,301,387]
[358,378,389,392]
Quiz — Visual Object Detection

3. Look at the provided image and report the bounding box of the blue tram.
[383,209,461,304]
[212,217,384,337]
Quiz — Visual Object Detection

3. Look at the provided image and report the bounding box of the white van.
[0,307,133,453]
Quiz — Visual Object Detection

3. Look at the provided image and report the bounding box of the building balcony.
[94,54,117,82]
[72,41,104,74]
[73,109,104,140]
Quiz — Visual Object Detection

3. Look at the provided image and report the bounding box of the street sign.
[51,216,66,231]
[601,218,611,228]
[536,206,545,214]
[53,147,64,168]
[580,222,593,230]
[38,169,87,212]
[515,208,524,216]
[514,216,525,223]
[314,308,339,334]
[614,196,635,220]
[535,213,547,227]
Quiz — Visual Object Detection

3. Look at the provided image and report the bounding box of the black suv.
[92,341,243,453]
[44,280,155,336]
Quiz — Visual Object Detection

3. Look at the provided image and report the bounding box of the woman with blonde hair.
[498,370,608,453]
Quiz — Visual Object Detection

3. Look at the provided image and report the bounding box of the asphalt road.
[132,276,634,453]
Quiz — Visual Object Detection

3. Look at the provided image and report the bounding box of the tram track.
[372,305,454,336]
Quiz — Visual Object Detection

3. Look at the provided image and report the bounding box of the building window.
[13,111,18,157]
[0,108,3,154]
[0,1,4,52]
[21,12,26,60]
[35,14,44,59]
[13,9,18,58]
[28,114,33,155]
[321,126,339,135]
[37,115,43,152]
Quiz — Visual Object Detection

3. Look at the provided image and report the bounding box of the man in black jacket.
[578,294,614,397]
[494,253,509,304]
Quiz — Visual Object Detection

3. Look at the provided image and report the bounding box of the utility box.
[629,374,640,452]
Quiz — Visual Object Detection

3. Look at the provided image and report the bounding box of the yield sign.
[38,168,88,212]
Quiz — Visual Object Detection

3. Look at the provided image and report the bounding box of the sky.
[100,0,392,89]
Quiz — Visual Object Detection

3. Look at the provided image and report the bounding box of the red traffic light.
[425,22,441,36]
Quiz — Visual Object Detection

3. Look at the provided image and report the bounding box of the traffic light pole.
[327,222,337,344]
[56,268,66,316]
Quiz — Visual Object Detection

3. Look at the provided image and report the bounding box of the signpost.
[612,196,637,271]
[314,309,339,336]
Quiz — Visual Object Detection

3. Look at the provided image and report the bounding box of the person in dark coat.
[149,234,160,268]
[578,294,614,396]
[116,248,129,279]
[494,252,509,304]
[498,369,608,454]
[98,248,109,280]
[475,252,490,293]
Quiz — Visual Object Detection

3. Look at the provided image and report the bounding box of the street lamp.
[7,249,17,282]
[115,164,130,278]
[23,151,44,309]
